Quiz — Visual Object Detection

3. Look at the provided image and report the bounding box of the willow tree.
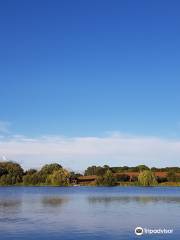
[48,168,70,186]
[138,170,157,186]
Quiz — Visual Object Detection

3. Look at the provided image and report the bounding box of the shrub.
[138,170,157,186]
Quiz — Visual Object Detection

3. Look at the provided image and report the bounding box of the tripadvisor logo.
[135,227,143,236]
[135,226,173,236]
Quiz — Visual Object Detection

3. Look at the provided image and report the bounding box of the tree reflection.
[41,197,69,207]
[0,199,21,209]
[87,196,180,205]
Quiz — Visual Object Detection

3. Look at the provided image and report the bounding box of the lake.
[0,187,179,240]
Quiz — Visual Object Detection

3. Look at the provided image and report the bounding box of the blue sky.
[0,1,180,169]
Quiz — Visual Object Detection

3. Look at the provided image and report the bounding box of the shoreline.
[0,184,180,187]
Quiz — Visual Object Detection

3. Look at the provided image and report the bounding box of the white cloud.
[0,121,11,133]
[0,133,180,171]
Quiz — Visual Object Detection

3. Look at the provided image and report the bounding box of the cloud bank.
[0,133,180,171]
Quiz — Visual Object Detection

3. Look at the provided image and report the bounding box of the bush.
[138,170,157,186]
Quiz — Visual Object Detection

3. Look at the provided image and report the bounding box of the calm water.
[0,187,179,240]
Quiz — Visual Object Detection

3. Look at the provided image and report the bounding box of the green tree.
[103,169,116,186]
[137,165,149,171]
[85,165,110,176]
[40,163,62,175]
[138,170,157,186]
[96,167,107,176]
[84,166,98,175]
[0,161,24,185]
[96,169,116,186]
[48,169,70,186]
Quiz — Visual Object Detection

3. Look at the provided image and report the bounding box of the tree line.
[0,162,70,186]
[0,161,180,186]
[85,165,180,186]
[84,164,180,175]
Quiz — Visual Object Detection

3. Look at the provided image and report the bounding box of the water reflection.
[41,197,69,207]
[0,199,21,208]
[0,187,179,240]
[0,199,23,224]
[87,196,180,205]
